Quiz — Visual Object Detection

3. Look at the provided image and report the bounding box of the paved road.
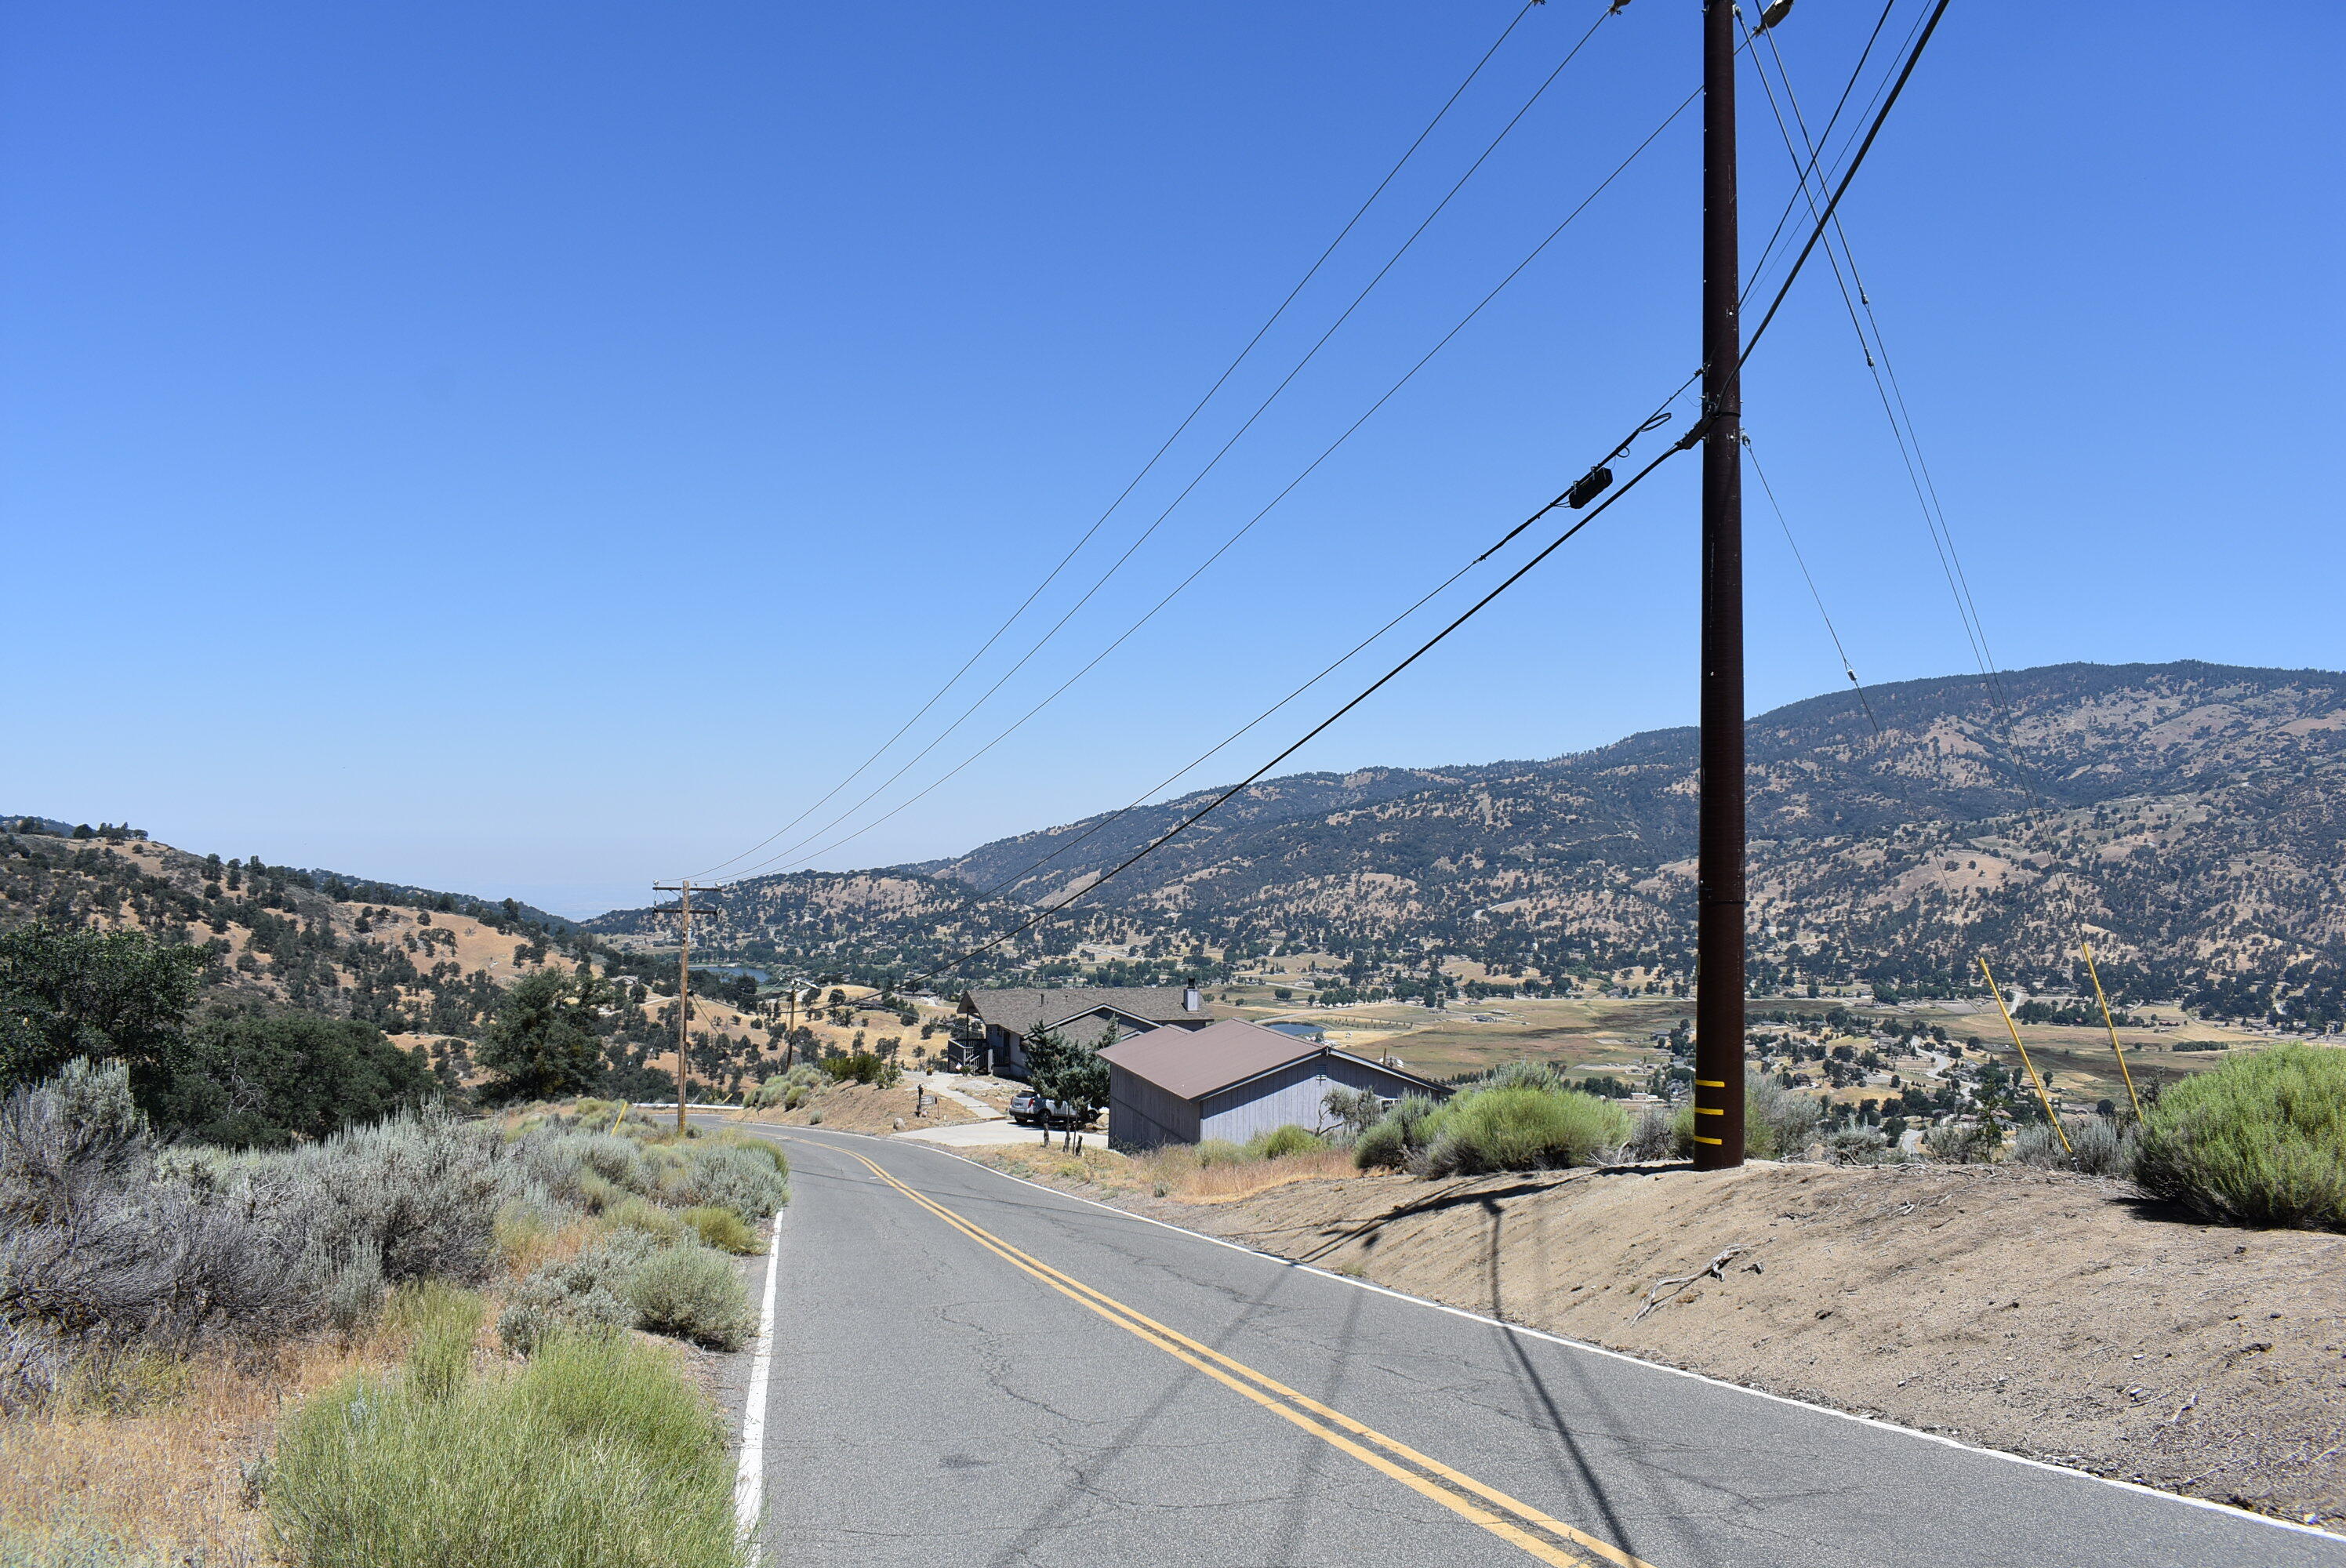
[728,1123,2343,1568]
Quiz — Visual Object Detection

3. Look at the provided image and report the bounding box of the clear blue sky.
[4,2,2337,916]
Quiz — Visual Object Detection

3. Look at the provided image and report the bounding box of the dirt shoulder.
[974,1154,2346,1526]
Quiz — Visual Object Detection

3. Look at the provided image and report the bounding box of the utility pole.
[1693,0,1746,1169]
[651,880,710,1134]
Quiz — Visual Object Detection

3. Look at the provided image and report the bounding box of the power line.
[1741,432,1883,737]
[716,75,1705,884]
[1732,0,1952,374]
[707,9,1636,884]
[902,0,1959,985]
[974,411,1690,903]
[684,2,1575,882]
[1737,0,1902,315]
[910,437,1691,987]
[1743,5,2003,706]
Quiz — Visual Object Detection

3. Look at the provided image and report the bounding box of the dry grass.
[495,1208,611,1277]
[0,1337,398,1565]
[1131,1147,1360,1204]
[735,1081,979,1135]
[968,1142,1363,1205]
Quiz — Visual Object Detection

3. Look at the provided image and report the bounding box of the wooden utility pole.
[1692,0,1747,1169]
[651,880,710,1134]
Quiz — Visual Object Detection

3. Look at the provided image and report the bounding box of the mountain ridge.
[580,660,2346,1025]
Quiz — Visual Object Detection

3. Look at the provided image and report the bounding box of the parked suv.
[1009,1089,1085,1127]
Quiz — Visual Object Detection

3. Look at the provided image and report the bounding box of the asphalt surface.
[729,1123,2344,1568]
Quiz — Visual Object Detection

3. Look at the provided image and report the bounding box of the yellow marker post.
[2079,942,2143,1123]
[1977,955,2072,1155]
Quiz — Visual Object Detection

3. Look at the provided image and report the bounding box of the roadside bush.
[1320,1087,1383,1144]
[608,1196,686,1243]
[383,1281,485,1403]
[750,1065,826,1109]
[574,1170,623,1214]
[1471,1060,1568,1094]
[1923,1120,2001,1163]
[1622,1109,1673,1162]
[1422,1087,1629,1177]
[820,1051,897,1087]
[270,1330,746,1568]
[525,1133,648,1207]
[2133,1044,2346,1229]
[2010,1117,2139,1176]
[1354,1094,1440,1171]
[1821,1127,1890,1165]
[1193,1139,1248,1167]
[671,1144,788,1221]
[0,1061,310,1406]
[681,1206,760,1255]
[1745,1073,1821,1157]
[1669,1072,1821,1160]
[1244,1125,1327,1160]
[2066,1114,2138,1177]
[496,1237,647,1356]
[238,1104,539,1289]
[625,1244,757,1351]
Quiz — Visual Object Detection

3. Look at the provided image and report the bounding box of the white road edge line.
[733,1207,784,1543]
[754,1120,2346,1548]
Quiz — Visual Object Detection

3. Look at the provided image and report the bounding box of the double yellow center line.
[809,1140,1654,1568]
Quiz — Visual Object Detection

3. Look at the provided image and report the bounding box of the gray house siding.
[986,1022,1022,1077]
[1198,1054,1428,1145]
[1106,1065,1201,1149]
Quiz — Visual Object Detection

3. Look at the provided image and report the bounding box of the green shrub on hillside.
[383,1282,485,1403]
[749,1064,826,1109]
[609,1196,687,1243]
[0,922,435,1148]
[496,1239,642,1356]
[681,1206,760,1255]
[1422,1087,1630,1177]
[270,1331,746,1568]
[625,1245,757,1351]
[1353,1094,1440,1171]
[2010,1116,2138,1176]
[1670,1072,1822,1160]
[2132,1044,2346,1230]
[1244,1125,1327,1160]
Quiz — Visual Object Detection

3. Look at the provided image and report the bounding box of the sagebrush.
[2132,1044,2346,1230]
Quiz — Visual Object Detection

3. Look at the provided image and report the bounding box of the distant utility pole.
[651,880,710,1134]
[1693,0,1747,1169]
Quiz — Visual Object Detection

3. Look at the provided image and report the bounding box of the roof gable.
[1098,1018,1320,1101]
[961,986,1209,1037]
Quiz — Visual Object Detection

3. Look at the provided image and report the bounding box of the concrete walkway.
[895,1119,1103,1150]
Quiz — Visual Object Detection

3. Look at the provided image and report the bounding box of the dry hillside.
[589,662,2346,1029]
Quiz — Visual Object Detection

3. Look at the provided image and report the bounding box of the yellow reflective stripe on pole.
[2080,942,2143,1123]
[1977,955,2071,1155]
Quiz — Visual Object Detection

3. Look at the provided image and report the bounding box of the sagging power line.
[687,2,1616,884]
[710,71,1709,886]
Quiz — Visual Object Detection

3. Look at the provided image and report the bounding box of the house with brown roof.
[955,984,1215,1078]
[1099,1018,1450,1150]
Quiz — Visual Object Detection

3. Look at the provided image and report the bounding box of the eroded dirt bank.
[1061,1160,2346,1526]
